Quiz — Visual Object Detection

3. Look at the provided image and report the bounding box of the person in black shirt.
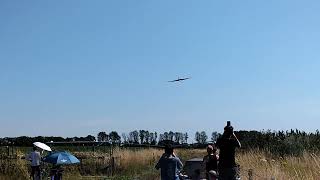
[216,121,241,180]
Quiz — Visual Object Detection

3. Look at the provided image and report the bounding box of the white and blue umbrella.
[43,151,80,165]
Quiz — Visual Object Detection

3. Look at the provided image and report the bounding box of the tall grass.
[238,150,320,179]
[2,147,320,179]
[0,158,29,180]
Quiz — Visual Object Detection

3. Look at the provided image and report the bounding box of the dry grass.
[0,158,30,180]
[238,150,320,179]
[112,148,320,179]
[2,148,320,179]
[73,147,207,179]
[114,148,162,169]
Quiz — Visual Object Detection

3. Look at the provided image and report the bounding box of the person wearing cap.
[216,122,241,180]
[155,144,183,180]
[203,144,219,180]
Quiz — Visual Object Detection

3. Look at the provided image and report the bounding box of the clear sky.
[1,1,320,137]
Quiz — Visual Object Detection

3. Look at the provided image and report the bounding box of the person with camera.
[216,121,241,180]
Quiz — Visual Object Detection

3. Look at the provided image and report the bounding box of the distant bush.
[236,129,320,156]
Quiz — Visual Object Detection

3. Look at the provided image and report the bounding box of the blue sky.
[1,1,320,137]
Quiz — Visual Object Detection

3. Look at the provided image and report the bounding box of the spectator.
[216,121,241,180]
[155,144,183,180]
[28,146,41,180]
[203,144,219,180]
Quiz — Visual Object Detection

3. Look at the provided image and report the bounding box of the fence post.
[7,146,9,157]
[248,169,253,180]
[111,156,115,176]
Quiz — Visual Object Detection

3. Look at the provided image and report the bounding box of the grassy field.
[1,147,320,179]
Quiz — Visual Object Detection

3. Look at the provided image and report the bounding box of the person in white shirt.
[28,147,41,180]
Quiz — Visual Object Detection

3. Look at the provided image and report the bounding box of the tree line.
[2,129,320,156]
[0,130,211,146]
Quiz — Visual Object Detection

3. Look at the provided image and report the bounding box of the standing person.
[216,121,241,180]
[203,145,219,180]
[155,144,183,180]
[28,146,42,180]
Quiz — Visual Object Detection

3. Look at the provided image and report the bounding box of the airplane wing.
[168,79,178,82]
[181,77,191,81]
[168,77,191,82]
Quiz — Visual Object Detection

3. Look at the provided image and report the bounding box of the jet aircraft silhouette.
[168,77,191,82]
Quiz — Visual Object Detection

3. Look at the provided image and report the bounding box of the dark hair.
[33,146,37,151]
[164,144,173,155]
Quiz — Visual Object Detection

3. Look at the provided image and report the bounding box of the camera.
[224,121,234,135]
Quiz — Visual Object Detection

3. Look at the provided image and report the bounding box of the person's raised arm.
[233,132,241,148]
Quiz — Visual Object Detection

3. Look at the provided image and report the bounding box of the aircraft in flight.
[168,77,191,82]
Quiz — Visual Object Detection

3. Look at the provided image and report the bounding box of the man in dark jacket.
[216,121,241,180]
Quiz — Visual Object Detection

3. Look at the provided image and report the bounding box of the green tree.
[139,130,145,144]
[109,131,121,144]
[97,131,108,142]
[85,135,96,141]
[129,130,139,144]
[200,131,208,144]
[211,132,218,142]
[195,132,201,144]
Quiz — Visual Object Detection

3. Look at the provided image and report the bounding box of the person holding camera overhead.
[216,121,241,180]
[155,144,183,180]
